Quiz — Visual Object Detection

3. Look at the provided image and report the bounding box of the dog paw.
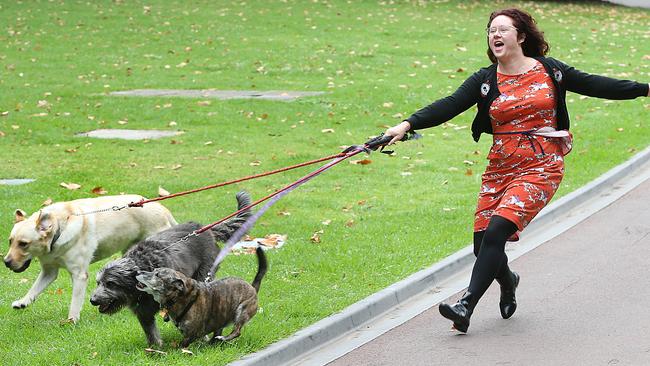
[12,299,29,309]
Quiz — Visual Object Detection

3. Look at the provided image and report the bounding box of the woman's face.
[488,15,523,61]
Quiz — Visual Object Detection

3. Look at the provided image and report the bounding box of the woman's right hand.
[385,121,412,145]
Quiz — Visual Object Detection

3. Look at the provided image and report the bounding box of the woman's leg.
[439,215,518,332]
[467,215,517,301]
[473,222,520,319]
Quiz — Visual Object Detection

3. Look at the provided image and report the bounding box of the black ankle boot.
[438,292,476,333]
[498,271,520,319]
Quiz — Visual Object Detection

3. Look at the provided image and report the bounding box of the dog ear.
[173,278,185,292]
[36,211,54,237]
[14,209,27,223]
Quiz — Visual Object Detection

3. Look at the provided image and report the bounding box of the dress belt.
[493,127,572,156]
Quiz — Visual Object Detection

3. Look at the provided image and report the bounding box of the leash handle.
[364,130,421,153]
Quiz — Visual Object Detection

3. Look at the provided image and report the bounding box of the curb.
[229,145,650,366]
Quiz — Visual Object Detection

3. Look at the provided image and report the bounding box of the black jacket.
[405,57,649,142]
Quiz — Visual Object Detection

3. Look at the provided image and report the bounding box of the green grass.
[1,0,648,364]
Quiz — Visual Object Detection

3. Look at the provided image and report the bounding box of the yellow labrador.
[4,195,177,322]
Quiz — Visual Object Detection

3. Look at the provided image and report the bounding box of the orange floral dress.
[474,61,567,241]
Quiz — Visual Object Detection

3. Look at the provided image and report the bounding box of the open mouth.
[98,302,112,313]
[493,41,504,52]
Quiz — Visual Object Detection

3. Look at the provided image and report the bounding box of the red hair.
[486,8,550,63]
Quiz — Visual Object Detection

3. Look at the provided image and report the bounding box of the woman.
[384,8,649,333]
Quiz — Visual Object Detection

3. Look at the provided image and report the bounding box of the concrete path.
[605,0,650,9]
[327,177,650,365]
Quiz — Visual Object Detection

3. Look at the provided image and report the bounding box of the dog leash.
[203,131,421,282]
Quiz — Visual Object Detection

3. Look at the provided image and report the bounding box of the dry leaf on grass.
[310,230,323,243]
[158,186,170,197]
[60,182,81,190]
[91,186,108,195]
[181,348,194,355]
[144,348,167,355]
[350,159,372,165]
[42,198,53,206]
[321,128,335,133]
[257,234,287,248]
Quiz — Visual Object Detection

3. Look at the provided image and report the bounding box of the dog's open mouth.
[98,302,112,313]
[136,282,146,290]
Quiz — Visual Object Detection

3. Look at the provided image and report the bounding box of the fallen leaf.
[91,186,108,195]
[0,131,4,137]
[258,234,287,248]
[400,171,412,176]
[465,168,473,176]
[65,148,77,153]
[60,182,81,190]
[382,102,394,108]
[19,278,29,284]
[310,230,323,243]
[171,164,182,170]
[345,219,355,227]
[277,211,291,216]
[350,159,372,165]
[144,348,167,355]
[158,186,170,197]
[322,219,332,225]
[181,348,194,355]
[197,100,211,106]
[117,120,128,125]
[1,111,9,116]
[321,128,335,133]
[42,198,53,206]
[153,165,165,169]
[56,288,63,295]
[616,128,624,132]
[249,160,261,166]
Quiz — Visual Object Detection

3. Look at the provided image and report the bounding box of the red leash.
[196,147,365,235]
[128,152,347,208]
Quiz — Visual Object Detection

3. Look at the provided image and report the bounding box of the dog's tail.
[251,246,268,293]
[209,191,253,242]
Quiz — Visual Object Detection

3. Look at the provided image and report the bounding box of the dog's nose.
[3,258,12,269]
[89,296,98,306]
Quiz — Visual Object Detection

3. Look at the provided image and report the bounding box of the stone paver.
[109,89,325,101]
[75,129,182,140]
[0,179,35,185]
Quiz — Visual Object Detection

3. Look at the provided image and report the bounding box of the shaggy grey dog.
[89,191,251,347]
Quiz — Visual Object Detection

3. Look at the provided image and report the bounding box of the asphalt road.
[328,178,650,366]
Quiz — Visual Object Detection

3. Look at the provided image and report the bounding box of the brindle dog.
[135,246,267,348]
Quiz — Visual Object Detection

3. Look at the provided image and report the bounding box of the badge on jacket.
[480,82,490,97]
[553,68,563,83]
